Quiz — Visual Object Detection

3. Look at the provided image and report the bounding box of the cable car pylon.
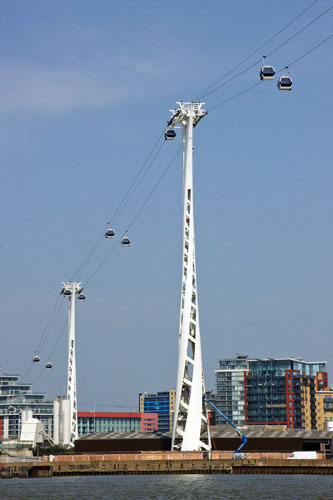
[167,102,211,452]
[60,281,85,447]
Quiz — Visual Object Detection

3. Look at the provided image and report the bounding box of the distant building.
[0,368,53,440]
[316,388,333,430]
[139,390,176,433]
[215,356,328,429]
[77,412,158,436]
[215,356,248,426]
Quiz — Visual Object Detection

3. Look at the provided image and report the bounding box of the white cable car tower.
[168,102,211,451]
[61,281,83,447]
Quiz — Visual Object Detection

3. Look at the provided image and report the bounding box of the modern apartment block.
[77,412,158,436]
[139,390,176,433]
[215,356,328,429]
[0,368,54,439]
[316,388,333,430]
[215,356,248,426]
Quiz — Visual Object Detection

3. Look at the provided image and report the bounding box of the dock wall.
[1,456,332,478]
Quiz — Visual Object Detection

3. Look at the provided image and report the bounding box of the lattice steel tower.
[167,102,211,451]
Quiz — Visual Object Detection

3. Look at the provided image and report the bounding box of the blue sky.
[1,0,332,411]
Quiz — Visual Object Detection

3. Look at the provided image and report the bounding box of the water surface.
[1,474,332,500]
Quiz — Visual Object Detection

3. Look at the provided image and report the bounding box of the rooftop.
[77,427,333,441]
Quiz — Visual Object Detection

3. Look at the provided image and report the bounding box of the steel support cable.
[47,320,67,359]
[36,298,66,355]
[21,295,64,383]
[198,5,332,100]
[22,301,65,384]
[279,33,332,69]
[207,34,332,113]
[84,236,119,286]
[109,131,166,226]
[70,231,105,282]
[32,319,67,390]
[194,0,321,100]
[73,139,166,284]
[125,146,182,233]
[32,366,45,390]
[70,131,165,281]
[26,113,166,379]
[264,6,332,61]
[84,146,182,287]
[23,298,65,385]
[207,81,263,112]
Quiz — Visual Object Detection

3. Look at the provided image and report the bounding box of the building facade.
[216,356,327,430]
[0,368,53,440]
[316,388,333,430]
[139,390,175,433]
[215,356,248,426]
[77,412,158,436]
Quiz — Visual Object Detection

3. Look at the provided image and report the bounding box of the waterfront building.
[77,412,158,436]
[215,356,328,429]
[316,388,333,430]
[0,368,53,440]
[139,390,176,433]
[215,356,248,426]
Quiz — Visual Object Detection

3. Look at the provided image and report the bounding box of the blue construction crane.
[203,395,247,457]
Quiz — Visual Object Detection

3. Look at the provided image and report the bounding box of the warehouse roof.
[77,426,333,441]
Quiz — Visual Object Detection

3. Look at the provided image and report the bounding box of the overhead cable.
[199,5,331,100]
[84,146,182,286]
[194,0,321,100]
[21,295,64,383]
[70,131,166,281]
[208,34,332,113]
[25,133,167,379]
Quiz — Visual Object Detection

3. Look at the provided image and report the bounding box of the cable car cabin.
[105,228,115,238]
[278,76,292,90]
[8,405,15,412]
[64,289,72,296]
[33,355,40,363]
[45,362,53,369]
[121,236,131,247]
[260,65,275,80]
[165,129,176,140]
[78,294,86,302]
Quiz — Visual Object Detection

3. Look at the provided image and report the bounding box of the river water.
[1,474,332,500]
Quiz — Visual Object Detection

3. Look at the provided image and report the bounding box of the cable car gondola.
[8,405,15,412]
[165,129,176,140]
[33,355,40,364]
[78,293,86,302]
[260,56,275,81]
[260,65,275,80]
[277,75,292,91]
[45,361,53,369]
[63,289,72,296]
[121,233,131,247]
[105,227,115,238]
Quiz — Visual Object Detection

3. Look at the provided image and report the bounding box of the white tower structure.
[61,281,83,447]
[168,102,211,451]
